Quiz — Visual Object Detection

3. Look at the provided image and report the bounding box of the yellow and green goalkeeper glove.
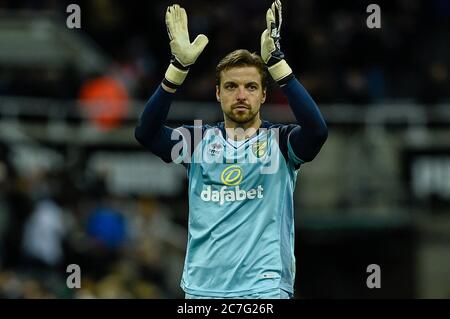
[163,4,209,90]
[260,0,294,86]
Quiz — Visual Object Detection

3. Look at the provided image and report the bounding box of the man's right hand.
[163,4,209,91]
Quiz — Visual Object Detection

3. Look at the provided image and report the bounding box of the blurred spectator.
[22,198,68,271]
[86,202,127,250]
[78,74,130,131]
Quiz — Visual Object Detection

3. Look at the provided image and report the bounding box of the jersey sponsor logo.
[220,165,243,186]
[200,185,264,206]
[200,165,264,205]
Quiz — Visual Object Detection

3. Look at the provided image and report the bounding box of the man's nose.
[236,87,247,100]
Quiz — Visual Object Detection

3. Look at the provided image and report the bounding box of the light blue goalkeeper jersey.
[177,121,303,297]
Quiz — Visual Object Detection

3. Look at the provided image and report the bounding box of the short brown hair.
[216,49,268,90]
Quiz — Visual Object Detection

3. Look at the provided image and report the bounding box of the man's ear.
[261,88,267,104]
[216,85,221,102]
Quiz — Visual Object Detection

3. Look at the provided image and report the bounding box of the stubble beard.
[225,108,259,125]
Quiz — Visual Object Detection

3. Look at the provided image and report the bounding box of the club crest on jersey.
[251,140,268,158]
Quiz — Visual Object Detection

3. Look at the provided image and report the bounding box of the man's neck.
[224,116,262,141]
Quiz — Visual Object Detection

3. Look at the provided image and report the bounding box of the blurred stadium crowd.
[0,0,449,105]
[0,141,189,298]
[0,0,449,299]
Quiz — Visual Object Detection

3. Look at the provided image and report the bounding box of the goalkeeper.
[135,1,327,299]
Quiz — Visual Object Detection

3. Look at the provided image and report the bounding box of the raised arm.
[261,0,327,163]
[135,4,208,162]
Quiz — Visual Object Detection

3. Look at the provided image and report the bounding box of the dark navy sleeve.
[134,85,195,164]
[280,77,328,164]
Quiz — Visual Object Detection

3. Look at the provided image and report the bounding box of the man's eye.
[249,86,257,90]
[225,84,235,89]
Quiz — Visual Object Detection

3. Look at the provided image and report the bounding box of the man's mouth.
[233,104,249,111]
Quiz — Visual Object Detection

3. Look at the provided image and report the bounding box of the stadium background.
[0,0,449,298]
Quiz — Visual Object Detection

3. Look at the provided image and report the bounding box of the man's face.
[216,66,266,125]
